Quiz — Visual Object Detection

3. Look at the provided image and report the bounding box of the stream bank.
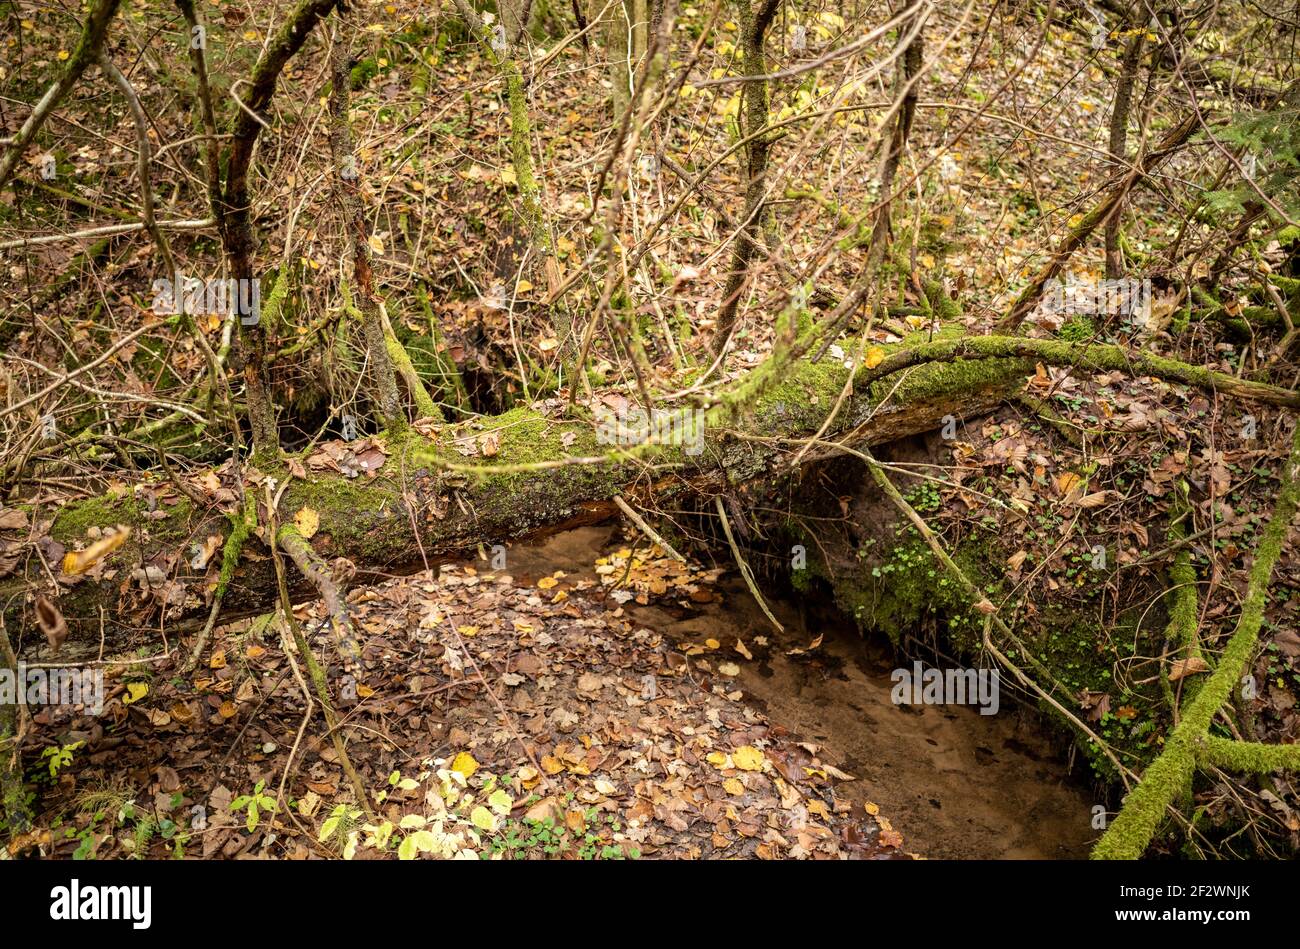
[508,525,1099,858]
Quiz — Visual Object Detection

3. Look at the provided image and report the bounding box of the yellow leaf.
[294,506,320,540]
[706,751,729,768]
[62,527,130,576]
[541,755,565,775]
[537,576,558,590]
[470,806,497,831]
[356,684,375,698]
[122,682,149,705]
[705,638,720,649]
[864,346,886,369]
[732,746,764,771]
[1056,471,1084,497]
[368,234,385,256]
[500,166,518,187]
[723,777,745,795]
[449,752,479,779]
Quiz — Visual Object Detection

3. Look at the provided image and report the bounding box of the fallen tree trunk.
[6,329,1296,650]
[7,336,1033,648]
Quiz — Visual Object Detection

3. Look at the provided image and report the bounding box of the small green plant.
[319,803,364,857]
[1057,314,1096,341]
[482,806,640,861]
[41,740,84,780]
[230,780,277,833]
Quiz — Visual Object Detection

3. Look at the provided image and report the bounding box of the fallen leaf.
[449,752,480,779]
[294,507,320,540]
[62,527,130,575]
[1168,656,1210,682]
[34,596,68,654]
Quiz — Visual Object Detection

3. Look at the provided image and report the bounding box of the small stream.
[509,525,1099,859]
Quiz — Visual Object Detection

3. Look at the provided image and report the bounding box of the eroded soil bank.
[504,525,1098,858]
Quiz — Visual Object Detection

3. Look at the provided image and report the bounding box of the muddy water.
[506,526,1099,859]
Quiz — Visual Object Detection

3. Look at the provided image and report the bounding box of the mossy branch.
[452,0,550,253]
[0,617,32,846]
[268,499,372,819]
[856,335,1300,411]
[183,496,256,673]
[1092,422,1300,859]
[1196,735,1300,773]
[379,303,442,421]
[0,0,123,191]
[276,524,362,672]
[328,16,404,429]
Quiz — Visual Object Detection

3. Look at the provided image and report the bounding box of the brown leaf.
[34,595,68,654]
[1274,629,1300,659]
[1168,656,1211,682]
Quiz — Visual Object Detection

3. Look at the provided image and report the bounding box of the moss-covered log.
[9,328,1297,653]
[5,338,1033,648]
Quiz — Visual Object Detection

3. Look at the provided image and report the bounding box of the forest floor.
[21,526,923,860]
[22,520,1112,860]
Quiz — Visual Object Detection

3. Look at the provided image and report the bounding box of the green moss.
[839,530,1000,648]
[752,358,847,425]
[50,494,142,543]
